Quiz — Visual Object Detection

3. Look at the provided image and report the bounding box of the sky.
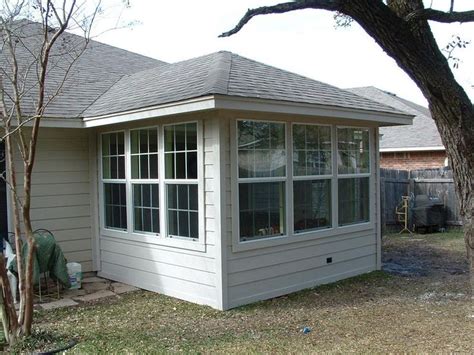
[94,0,474,107]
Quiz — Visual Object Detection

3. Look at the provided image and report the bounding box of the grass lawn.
[13,231,473,353]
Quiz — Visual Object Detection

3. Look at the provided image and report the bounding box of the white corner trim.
[380,146,445,152]
[213,95,414,126]
[83,96,216,127]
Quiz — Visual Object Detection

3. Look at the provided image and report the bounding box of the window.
[235,121,372,246]
[293,124,332,233]
[102,132,127,230]
[131,128,159,234]
[164,123,199,239]
[237,121,286,241]
[337,128,370,226]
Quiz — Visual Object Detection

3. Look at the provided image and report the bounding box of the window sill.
[100,228,206,252]
[232,222,374,253]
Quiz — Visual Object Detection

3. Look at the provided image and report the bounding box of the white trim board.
[83,95,413,128]
[380,146,445,152]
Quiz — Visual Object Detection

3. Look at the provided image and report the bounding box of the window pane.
[294,180,331,233]
[293,124,332,176]
[149,129,158,153]
[239,182,285,241]
[104,183,127,230]
[131,130,139,154]
[166,183,198,239]
[131,156,139,179]
[165,153,174,179]
[175,152,186,179]
[133,184,159,234]
[338,177,369,226]
[140,155,149,179]
[186,123,197,150]
[187,152,197,179]
[139,130,148,153]
[337,128,370,174]
[165,123,198,181]
[165,126,174,152]
[238,121,286,178]
[175,124,186,151]
[102,132,125,180]
[150,154,158,179]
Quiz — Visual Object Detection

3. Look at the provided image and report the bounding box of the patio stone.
[111,282,139,294]
[82,276,107,283]
[41,298,78,310]
[82,281,110,292]
[73,290,116,303]
[62,289,87,298]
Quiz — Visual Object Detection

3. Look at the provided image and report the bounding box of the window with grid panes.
[102,132,127,230]
[164,123,199,239]
[130,128,160,234]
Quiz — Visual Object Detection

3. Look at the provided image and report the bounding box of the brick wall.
[380,150,446,170]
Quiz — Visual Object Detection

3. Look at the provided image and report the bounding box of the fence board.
[380,168,461,230]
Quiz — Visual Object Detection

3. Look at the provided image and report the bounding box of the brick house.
[347,87,446,170]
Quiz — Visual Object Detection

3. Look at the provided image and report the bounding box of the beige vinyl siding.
[13,128,93,271]
[97,115,218,308]
[220,113,379,309]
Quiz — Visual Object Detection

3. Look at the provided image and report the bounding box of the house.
[346,87,446,170]
[1,22,413,310]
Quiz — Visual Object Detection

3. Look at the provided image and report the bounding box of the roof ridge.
[202,51,232,95]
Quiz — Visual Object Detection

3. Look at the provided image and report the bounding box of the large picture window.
[102,132,127,230]
[237,120,286,241]
[337,127,370,226]
[164,123,199,239]
[293,124,332,233]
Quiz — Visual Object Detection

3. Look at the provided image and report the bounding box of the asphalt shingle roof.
[2,22,408,121]
[85,51,406,118]
[346,86,443,150]
[0,21,166,118]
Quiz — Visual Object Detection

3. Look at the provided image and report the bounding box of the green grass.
[11,231,472,354]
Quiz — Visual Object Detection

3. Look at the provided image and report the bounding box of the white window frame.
[129,126,160,236]
[98,121,205,252]
[100,130,128,232]
[235,119,289,243]
[231,119,375,253]
[291,122,334,236]
[336,126,372,228]
[162,121,201,241]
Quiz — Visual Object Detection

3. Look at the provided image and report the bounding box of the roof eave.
[214,95,414,126]
[79,94,413,128]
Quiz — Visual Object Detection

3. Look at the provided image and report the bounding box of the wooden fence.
[380,168,461,230]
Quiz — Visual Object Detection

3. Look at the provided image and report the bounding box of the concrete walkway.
[39,276,139,310]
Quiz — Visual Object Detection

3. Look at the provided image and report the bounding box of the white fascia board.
[213,95,414,126]
[83,96,216,128]
[380,146,445,152]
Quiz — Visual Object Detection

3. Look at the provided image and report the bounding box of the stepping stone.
[62,289,87,298]
[82,281,110,292]
[82,276,107,283]
[73,290,115,303]
[111,282,139,294]
[41,298,78,310]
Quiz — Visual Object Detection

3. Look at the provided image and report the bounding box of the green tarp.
[8,230,70,288]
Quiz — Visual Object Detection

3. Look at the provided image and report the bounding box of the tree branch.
[219,0,341,37]
[406,8,474,23]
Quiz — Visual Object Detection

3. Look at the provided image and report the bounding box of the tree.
[221,0,473,285]
[0,0,101,344]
